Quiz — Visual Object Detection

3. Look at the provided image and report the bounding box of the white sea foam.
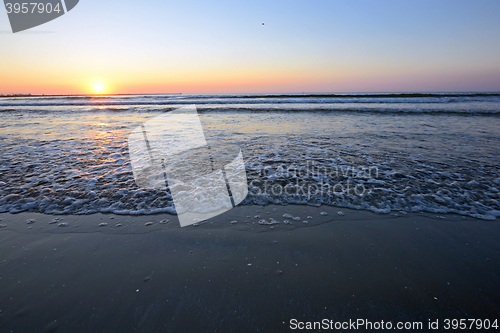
[0,95,499,220]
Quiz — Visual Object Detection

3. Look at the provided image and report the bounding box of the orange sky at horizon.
[2,66,499,96]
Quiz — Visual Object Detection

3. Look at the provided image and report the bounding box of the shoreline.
[1,205,499,331]
[0,204,493,234]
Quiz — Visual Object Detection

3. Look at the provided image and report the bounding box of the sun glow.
[93,83,104,94]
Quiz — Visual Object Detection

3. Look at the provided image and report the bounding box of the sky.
[1,0,499,95]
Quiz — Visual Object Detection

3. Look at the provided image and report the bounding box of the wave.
[0,104,498,220]
[197,92,500,99]
[194,107,500,116]
[1,92,499,108]
[1,106,498,116]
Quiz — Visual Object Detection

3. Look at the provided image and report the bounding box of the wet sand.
[0,205,499,332]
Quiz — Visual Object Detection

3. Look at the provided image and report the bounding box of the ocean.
[1,93,499,220]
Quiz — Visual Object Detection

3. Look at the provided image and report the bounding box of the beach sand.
[0,205,499,332]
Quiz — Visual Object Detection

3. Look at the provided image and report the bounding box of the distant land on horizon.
[0,93,183,98]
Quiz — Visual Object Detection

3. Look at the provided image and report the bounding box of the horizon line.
[2,90,500,98]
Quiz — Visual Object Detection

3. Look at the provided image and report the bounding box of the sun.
[93,83,104,94]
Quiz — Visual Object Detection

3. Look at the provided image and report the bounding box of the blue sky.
[1,0,499,94]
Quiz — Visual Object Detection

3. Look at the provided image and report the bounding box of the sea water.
[0,93,499,219]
